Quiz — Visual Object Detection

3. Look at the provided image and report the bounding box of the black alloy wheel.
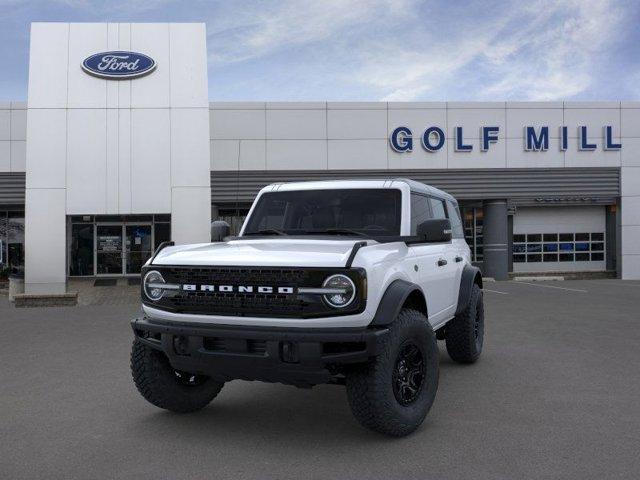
[392,341,426,406]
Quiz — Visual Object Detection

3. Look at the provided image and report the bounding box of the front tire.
[345,309,439,437]
[131,339,224,413]
[445,283,484,363]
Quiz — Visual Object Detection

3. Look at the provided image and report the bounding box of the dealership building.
[1,22,639,295]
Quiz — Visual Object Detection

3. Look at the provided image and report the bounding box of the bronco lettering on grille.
[181,284,295,294]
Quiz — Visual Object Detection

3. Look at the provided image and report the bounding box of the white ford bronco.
[131,179,484,436]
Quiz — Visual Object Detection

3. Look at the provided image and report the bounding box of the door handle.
[437,258,447,267]
[455,256,463,263]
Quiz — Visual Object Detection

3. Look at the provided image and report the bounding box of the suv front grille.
[145,266,365,319]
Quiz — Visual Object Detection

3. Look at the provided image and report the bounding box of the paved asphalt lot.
[1,280,640,480]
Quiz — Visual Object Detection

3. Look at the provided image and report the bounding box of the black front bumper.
[131,318,389,387]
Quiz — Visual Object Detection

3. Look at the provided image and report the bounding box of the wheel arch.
[455,264,483,316]
[370,279,428,326]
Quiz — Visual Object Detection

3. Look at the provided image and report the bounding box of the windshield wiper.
[308,228,368,237]
[244,229,288,236]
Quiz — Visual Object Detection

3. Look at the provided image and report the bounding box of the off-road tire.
[345,309,439,437]
[131,339,224,413]
[445,283,484,363]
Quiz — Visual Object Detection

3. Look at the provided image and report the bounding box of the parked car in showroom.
[131,179,484,436]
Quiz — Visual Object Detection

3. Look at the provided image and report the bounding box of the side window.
[446,200,464,238]
[410,193,431,234]
[429,197,447,220]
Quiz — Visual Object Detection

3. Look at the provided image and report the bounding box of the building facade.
[0,22,639,294]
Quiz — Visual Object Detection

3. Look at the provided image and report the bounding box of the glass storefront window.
[69,224,94,276]
[461,207,484,262]
[0,211,25,274]
[68,216,172,277]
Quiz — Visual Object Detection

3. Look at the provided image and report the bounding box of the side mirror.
[416,218,452,243]
[211,220,231,242]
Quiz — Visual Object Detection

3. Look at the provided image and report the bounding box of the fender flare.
[455,264,483,316]
[370,279,427,326]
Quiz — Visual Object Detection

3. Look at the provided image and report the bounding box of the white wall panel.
[106,23,119,108]
[621,226,640,255]
[66,109,107,213]
[171,108,210,186]
[621,167,640,196]
[266,140,326,170]
[11,141,26,172]
[0,110,10,140]
[328,140,387,170]
[564,144,621,168]
[171,186,211,244]
[131,23,170,108]
[10,109,27,140]
[67,23,108,109]
[506,108,563,138]
[266,109,326,139]
[621,108,640,138]
[170,23,208,108]
[0,142,9,171]
[447,108,506,139]
[211,109,265,139]
[211,140,239,170]
[622,138,640,166]
[621,196,640,226]
[239,140,266,170]
[28,23,69,108]
[387,108,446,140]
[328,109,387,139]
[506,138,564,168]
[25,109,67,188]
[25,188,66,294]
[105,109,118,212]
[131,108,171,212]
[388,142,447,170]
[447,140,506,168]
[563,108,621,138]
[117,23,132,109]
[117,109,132,213]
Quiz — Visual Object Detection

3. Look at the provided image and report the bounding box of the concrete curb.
[14,292,78,308]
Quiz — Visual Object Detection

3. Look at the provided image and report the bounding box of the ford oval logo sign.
[82,51,156,80]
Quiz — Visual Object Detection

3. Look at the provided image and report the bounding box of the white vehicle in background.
[131,179,484,436]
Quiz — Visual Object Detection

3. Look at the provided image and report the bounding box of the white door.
[407,194,459,325]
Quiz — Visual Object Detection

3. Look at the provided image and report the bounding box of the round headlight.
[143,270,165,301]
[322,274,356,308]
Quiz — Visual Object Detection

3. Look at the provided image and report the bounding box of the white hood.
[152,238,369,268]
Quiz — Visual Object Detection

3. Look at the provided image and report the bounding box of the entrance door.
[125,225,152,274]
[96,225,123,275]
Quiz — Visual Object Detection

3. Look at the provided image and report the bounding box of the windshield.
[242,189,402,237]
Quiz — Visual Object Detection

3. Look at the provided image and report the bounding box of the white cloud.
[350,0,625,101]
[207,0,412,64]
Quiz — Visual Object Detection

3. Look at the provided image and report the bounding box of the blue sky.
[1,0,639,101]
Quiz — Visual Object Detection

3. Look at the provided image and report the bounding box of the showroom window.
[68,215,172,276]
[462,207,483,262]
[512,233,605,263]
[0,211,25,275]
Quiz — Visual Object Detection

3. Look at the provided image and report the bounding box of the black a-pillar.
[482,200,509,280]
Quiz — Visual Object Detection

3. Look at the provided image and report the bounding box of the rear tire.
[445,283,484,363]
[131,339,224,413]
[345,308,439,437]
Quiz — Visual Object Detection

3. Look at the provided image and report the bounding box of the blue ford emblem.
[82,51,156,79]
